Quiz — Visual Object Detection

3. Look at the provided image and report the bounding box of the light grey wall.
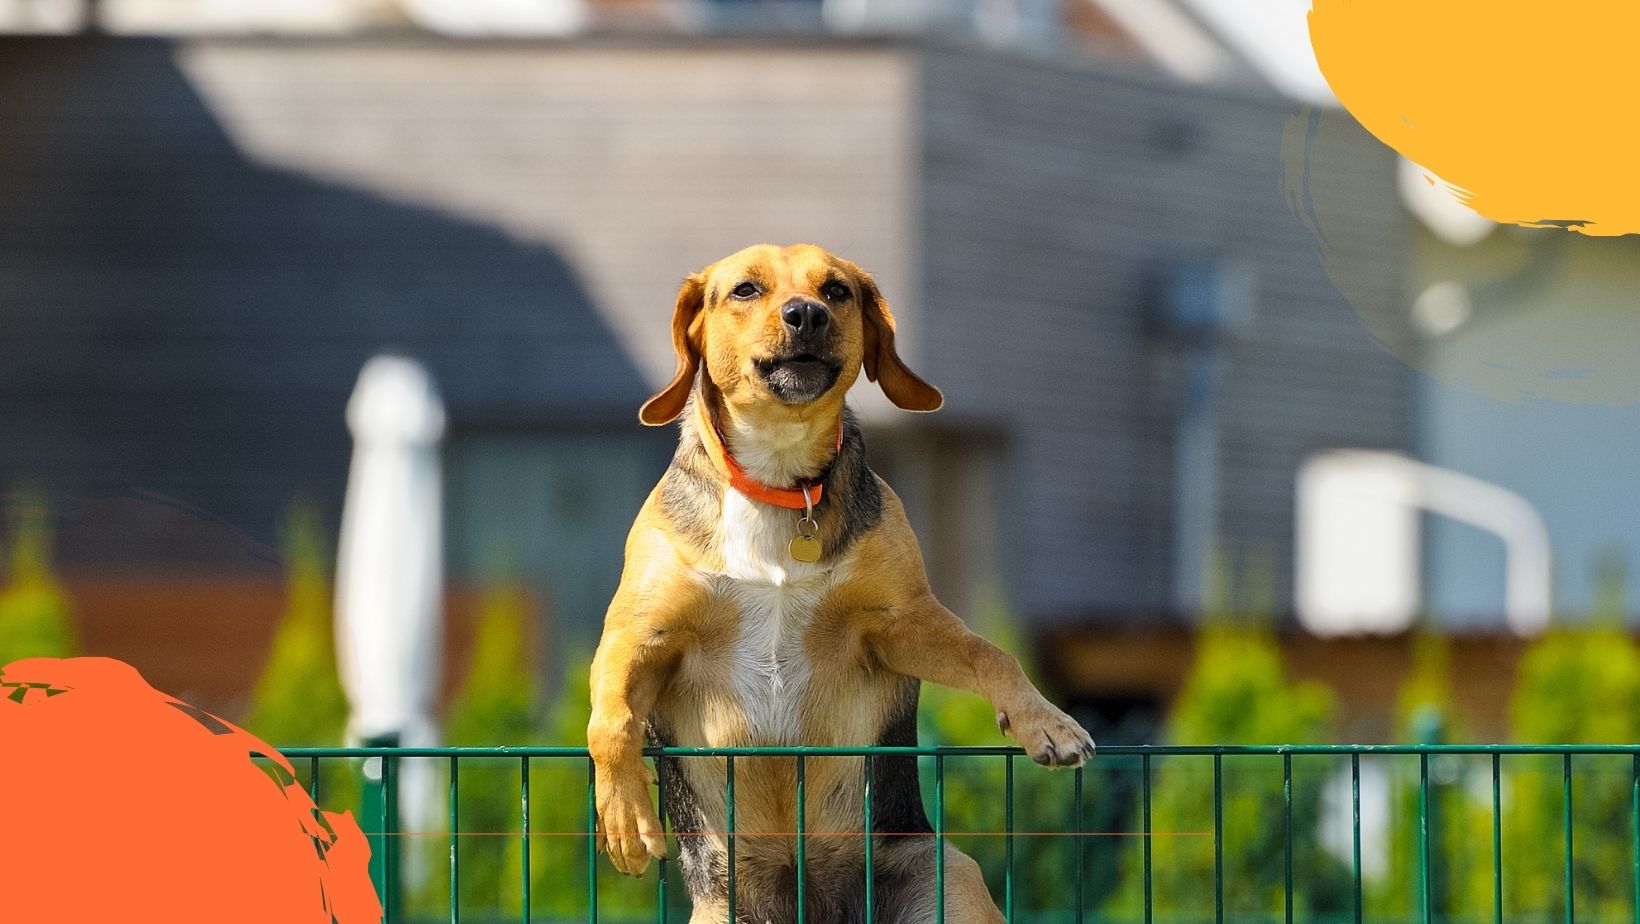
[914,46,1415,624]
[172,38,922,412]
[1413,230,1640,624]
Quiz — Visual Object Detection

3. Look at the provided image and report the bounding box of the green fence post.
[1352,754,1362,924]
[1632,753,1639,924]
[1283,752,1293,924]
[1213,753,1223,924]
[450,756,459,924]
[797,755,807,924]
[864,754,875,924]
[1073,765,1084,924]
[1493,754,1503,924]
[657,755,669,924]
[586,758,596,924]
[1143,753,1152,924]
[1419,753,1431,924]
[935,754,945,924]
[521,756,532,924]
[1004,753,1014,924]
[360,736,400,921]
[1564,753,1575,924]
[726,756,736,924]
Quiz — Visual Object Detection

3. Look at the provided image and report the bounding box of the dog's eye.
[730,282,761,300]
[821,281,850,302]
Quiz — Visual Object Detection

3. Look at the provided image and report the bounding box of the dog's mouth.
[754,353,842,403]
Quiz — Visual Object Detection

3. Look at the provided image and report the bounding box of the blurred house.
[0,4,1431,731]
[1409,228,1640,625]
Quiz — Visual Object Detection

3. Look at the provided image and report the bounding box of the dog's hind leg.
[687,896,730,924]
[876,843,1005,924]
[935,845,1006,924]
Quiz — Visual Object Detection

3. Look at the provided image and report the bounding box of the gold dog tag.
[790,514,822,563]
[789,534,822,563]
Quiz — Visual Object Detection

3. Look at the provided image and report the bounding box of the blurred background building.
[4,0,1640,747]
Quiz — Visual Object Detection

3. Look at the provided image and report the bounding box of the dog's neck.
[699,392,843,489]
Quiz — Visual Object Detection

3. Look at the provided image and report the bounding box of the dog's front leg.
[860,591,1094,767]
[588,565,690,876]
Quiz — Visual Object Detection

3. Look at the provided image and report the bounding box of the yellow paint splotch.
[1309,0,1640,236]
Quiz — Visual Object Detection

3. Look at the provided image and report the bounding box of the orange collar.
[695,400,843,510]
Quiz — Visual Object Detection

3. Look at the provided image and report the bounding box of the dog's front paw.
[594,766,668,876]
[996,699,1096,768]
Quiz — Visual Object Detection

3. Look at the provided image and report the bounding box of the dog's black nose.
[782,299,830,337]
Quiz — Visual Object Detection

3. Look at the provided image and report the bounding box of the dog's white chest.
[716,489,825,585]
[714,491,835,743]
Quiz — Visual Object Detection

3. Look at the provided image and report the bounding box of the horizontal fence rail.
[269,745,1640,924]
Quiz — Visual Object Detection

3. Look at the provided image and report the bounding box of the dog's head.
[639,243,943,425]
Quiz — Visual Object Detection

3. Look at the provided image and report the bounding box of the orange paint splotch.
[0,657,381,924]
[1309,0,1640,236]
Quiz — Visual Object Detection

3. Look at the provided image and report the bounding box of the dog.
[588,243,1095,924]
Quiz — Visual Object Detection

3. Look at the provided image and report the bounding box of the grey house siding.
[915,47,1414,623]
[0,38,657,558]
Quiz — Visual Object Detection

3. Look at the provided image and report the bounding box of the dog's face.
[700,243,862,409]
[639,243,943,425]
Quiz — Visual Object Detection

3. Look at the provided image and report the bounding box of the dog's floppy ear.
[639,273,708,426]
[858,273,943,412]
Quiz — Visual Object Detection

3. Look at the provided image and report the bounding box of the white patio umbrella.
[333,353,447,886]
[335,353,445,747]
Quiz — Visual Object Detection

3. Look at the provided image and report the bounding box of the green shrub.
[243,502,349,742]
[1377,630,1494,923]
[1494,557,1640,923]
[412,585,657,922]
[414,582,542,918]
[1108,551,1347,922]
[240,502,357,806]
[0,493,76,664]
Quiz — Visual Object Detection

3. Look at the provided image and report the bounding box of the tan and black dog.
[588,243,1095,924]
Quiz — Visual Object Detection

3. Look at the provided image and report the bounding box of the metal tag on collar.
[789,485,822,563]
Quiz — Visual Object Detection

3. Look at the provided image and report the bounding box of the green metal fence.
[275,744,1640,924]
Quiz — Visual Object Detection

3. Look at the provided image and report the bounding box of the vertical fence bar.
[383,753,396,924]
[1632,754,1639,924]
[864,755,875,924]
[1213,753,1223,924]
[1283,752,1293,924]
[309,756,321,801]
[726,756,736,924]
[586,759,596,924]
[1352,754,1362,924]
[1564,753,1575,924]
[936,754,946,924]
[1074,766,1085,924]
[1416,751,1430,924]
[796,755,807,924]
[1004,753,1015,924]
[450,756,460,924]
[519,757,532,924]
[1419,753,1431,924]
[657,756,669,924]
[1143,753,1152,924]
[1494,753,1503,924]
